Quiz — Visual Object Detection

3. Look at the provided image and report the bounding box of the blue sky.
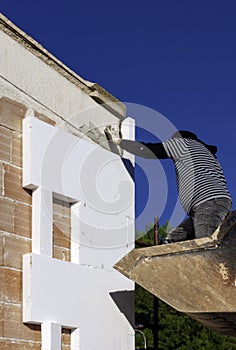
[1,1,236,231]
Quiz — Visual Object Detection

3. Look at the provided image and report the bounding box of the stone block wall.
[0,97,71,349]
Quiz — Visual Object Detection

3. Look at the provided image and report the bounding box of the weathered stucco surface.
[0,13,125,142]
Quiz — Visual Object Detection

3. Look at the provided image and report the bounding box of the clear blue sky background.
[1,1,236,232]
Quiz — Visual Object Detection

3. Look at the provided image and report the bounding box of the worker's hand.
[104,125,122,145]
[79,123,123,156]
[104,125,123,157]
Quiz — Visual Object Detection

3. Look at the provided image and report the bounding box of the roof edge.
[0,12,126,119]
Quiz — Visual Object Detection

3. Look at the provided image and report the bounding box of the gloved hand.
[104,125,122,145]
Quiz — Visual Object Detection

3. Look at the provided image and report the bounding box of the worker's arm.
[120,139,168,159]
[104,126,168,159]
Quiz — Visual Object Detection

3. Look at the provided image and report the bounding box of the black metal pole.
[154,216,159,246]
[153,216,159,350]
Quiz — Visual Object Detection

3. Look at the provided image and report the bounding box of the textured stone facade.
[0,97,71,349]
